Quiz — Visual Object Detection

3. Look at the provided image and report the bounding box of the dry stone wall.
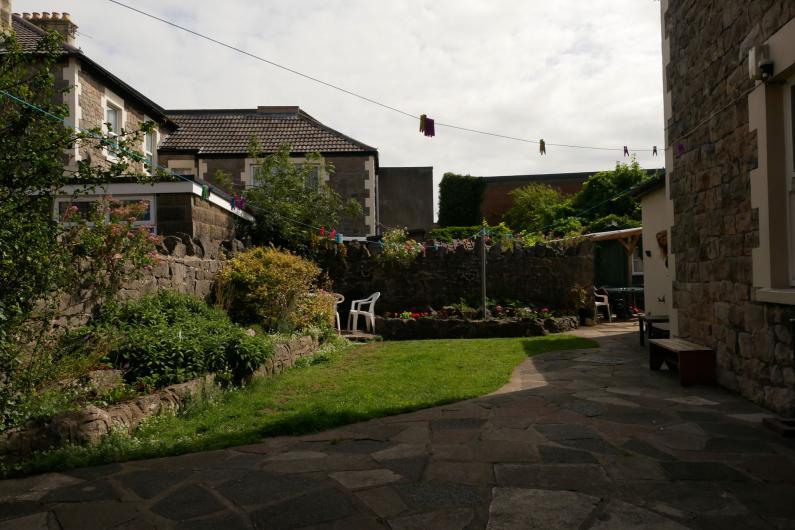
[665,1,795,414]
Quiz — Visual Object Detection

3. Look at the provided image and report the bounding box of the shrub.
[429,223,513,243]
[79,291,274,389]
[216,246,324,332]
[380,228,423,265]
[437,173,485,227]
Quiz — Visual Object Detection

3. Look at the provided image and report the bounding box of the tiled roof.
[9,15,79,54]
[160,108,378,155]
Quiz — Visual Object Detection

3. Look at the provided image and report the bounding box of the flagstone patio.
[1,322,794,529]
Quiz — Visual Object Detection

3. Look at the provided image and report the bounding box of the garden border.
[374,315,579,341]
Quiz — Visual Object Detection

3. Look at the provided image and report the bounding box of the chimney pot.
[26,10,78,45]
[1,0,11,34]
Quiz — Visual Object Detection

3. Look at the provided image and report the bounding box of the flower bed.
[374,315,579,341]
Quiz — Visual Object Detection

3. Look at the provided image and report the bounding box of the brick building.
[157,107,379,237]
[659,1,795,413]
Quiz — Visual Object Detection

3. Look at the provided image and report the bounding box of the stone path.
[2,322,795,529]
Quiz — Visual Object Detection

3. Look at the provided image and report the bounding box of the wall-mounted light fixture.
[749,45,774,81]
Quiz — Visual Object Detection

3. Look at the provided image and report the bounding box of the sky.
[21,0,665,209]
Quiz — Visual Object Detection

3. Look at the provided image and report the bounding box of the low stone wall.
[375,316,579,341]
[322,240,594,316]
[0,336,320,458]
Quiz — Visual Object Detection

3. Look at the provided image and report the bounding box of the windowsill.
[755,288,795,305]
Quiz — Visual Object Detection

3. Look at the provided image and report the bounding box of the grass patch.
[7,334,596,476]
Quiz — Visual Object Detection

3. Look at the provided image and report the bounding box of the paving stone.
[63,464,123,480]
[471,440,538,463]
[660,461,749,482]
[598,455,667,482]
[0,473,84,503]
[40,479,119,503]
[389,508,474,530]
[391,424,431,444]
[215,471,330,507]
[251,488,353,529]
[586,396,641,408]
[115,469,187,499]
[264,450,327,461]
[300,515,388,530]
[355,486,408,518]
[174,513,251,530]
[703,436,774,454]
[574,355,626,365]
[535,424,600,441]
[425,461,495,485]
[538,445,598,464]
[380,457,428,482]
[371,444,426,461]
[486,487,599,530]
[665,396,720,406]
[480,426,545,443]
[431,428,481,444]
[150,484,225,521]
[592,500,690,529]
[0,501,41,523]
[395,482,483,510]
[0,512,48,530]
[432,418,487,430]
[494,464,614,495]
[644,430,708,451]
[562,401,604,417]
[720,482,795,519]
[739,455,795,483]
[53,501,141,530]
[329,469,403,490]
[558,437,625,456]
[322,440,392,455]
[621,438,678,461]
[618,481,749,517]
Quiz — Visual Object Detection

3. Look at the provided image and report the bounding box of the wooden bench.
[638,314,670,346]
[648,338,716,386]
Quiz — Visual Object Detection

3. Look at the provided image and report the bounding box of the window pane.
[305,166,320,191]
[110,200,152,223]
[106,106,118,133]
[145,131,154,154]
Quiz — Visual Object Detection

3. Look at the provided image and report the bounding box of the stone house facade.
[5,8,253,242]
[660,1,795,414]
[158,108,379,237]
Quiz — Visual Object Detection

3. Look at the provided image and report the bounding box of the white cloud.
[18,0,665,210]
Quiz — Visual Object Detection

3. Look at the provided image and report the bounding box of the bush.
[216,246,325,332]
[429,223,513,242]
[437,173,485,227]
[77,291,274,389]
[380,228,423,265]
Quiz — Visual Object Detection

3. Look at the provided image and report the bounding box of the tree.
[437,173,485,227]
[0,30,161,422]
[570,157,649,223]
[503,183,567,233]
[243,141,362,248]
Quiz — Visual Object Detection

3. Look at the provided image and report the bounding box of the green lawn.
[10,334,596,476]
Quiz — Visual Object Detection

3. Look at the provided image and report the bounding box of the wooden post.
[618,235,639,288]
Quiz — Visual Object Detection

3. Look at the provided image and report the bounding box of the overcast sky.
[22,0,664,204]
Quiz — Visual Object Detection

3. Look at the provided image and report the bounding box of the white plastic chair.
[594,288,612,323]
[347,292,381,332]
[332,293,345,332]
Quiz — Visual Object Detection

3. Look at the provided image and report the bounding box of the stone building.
[659,1,795,414]
[158,107,380,237]
[4,8,253,241]
[377,167,434,234]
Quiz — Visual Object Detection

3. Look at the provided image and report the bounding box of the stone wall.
[327,155,373,236]
[378,167,434,233]
[664,1,795,414]
[323,240,594,315]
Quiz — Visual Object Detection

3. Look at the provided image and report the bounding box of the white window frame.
[143,121,158,175]
[54,195,156,231]
[101,89,126,162]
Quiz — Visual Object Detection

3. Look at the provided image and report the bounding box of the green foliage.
[211,169,235,194]
[503,183,568,233]
[570,158,650,222]
[216,246,327,332]
[437,173,485,227]
[81,291,274,389]
[429,223,512,242]
[380,227,423,265]
[243,142,362,248]
[0,30,164,423]
[503,159,653,240]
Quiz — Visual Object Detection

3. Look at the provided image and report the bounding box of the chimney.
[1,0,11,35]
[21,11,78,45]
